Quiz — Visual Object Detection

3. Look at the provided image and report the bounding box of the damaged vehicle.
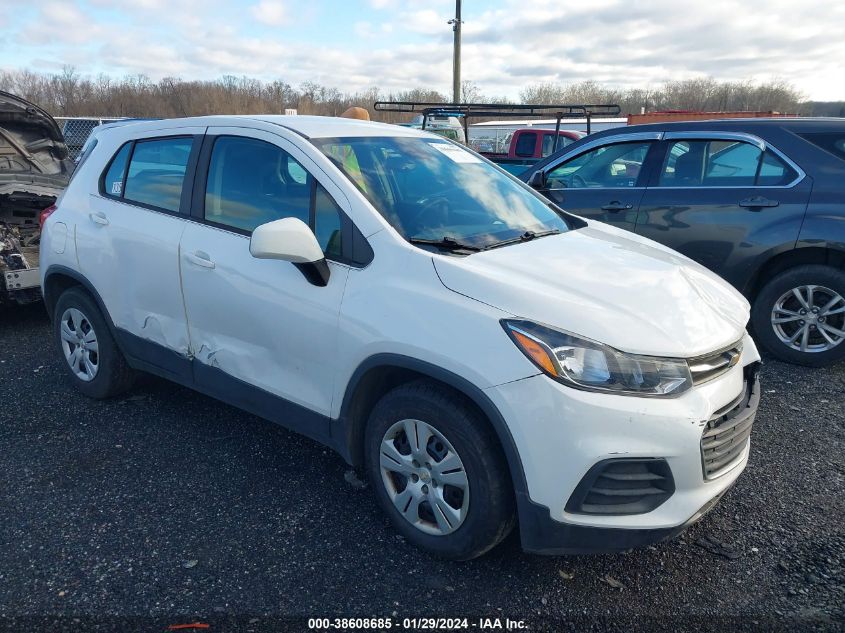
[1,90,73,305]
[42,116,761,560]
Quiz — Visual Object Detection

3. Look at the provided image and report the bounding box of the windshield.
[313,136,569,250]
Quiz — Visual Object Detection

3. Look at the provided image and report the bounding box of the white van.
[40,115,760,559]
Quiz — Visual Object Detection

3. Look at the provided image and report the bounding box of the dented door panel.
[179,222,349,417]
[74,126,206,356]
[76,195,191,355]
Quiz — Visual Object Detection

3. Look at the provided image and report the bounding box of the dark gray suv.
[522,118,845,367]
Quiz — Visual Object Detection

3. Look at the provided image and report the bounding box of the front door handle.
[739,196,779,209]
[89,212,109,226]
[600,201,634,212]
[185,250,216,269]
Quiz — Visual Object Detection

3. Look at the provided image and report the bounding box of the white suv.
[40,116,761,560]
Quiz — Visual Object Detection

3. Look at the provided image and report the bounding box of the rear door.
[635,132,811,289]
[76,128,203,379]
[534,132,662,231]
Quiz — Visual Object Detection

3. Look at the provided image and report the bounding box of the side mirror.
[250,217,330,287]
[527,170,546,190]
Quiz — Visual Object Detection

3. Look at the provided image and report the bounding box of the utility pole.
[448,0,462,104]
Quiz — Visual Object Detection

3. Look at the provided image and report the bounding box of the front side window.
[204,136,345,258]
[123,137,193,212]
[204,136,311,233]
[546,141,652,189]
[313,136,569,250]
[314,183,343,258]
[658,140,796,187]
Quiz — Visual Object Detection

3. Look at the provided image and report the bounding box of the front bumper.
[517,477,736,555]
[485,333,761,554]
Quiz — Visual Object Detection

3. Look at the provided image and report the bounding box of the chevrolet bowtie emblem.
[726,349,741,368]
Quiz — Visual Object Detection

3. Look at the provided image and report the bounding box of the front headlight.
[502,319,692,397]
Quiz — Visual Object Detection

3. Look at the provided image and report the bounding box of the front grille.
[689,340,743,385]
[565,459,675,515]
[700,366,760,479]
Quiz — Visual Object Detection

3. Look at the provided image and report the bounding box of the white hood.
[433,222,750,358]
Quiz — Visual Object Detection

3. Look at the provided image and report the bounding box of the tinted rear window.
[658,140,797,187]
[757,150,798,186]
[514,132,537,157]
[799,132,845,162]
[102,142,132,196]
[123,137,193,212]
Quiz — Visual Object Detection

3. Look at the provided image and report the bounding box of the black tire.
[53,286,135,398]
[364,380,515,560]
[751,265,845,367]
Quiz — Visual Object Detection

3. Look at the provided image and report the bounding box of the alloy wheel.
[771,284,845,353]
[59,307,100,381]
[379,418,470,536]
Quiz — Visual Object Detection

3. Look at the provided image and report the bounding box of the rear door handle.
[89,212,109,226]
[739,196,779,209]
[185,250,216,269]
[600,202,634,212]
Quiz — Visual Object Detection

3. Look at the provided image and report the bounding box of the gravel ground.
[0,302,843,632]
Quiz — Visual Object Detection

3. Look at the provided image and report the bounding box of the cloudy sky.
[1,0,843,100]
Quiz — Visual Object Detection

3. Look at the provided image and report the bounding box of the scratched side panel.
[76,196,191,356]
[179,221,349,417]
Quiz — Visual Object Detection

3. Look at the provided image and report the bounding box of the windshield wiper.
[408,236,482,252]
[482,229,561,251]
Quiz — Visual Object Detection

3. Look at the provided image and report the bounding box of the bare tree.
[460,80,483,103]
[521,78,804,114]
[0,68,807,123]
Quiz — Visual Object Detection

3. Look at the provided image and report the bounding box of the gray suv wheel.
[752,265,845,366]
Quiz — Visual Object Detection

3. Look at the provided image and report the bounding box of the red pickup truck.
[478,128,585,174]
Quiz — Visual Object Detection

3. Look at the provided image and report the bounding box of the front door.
[178,127,351,427]
[635,133,811,289]
[537,135,661,231]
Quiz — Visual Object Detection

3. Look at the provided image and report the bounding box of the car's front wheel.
[364,380,515,560]
[752,265,845,366]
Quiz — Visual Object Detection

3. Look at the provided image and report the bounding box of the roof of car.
[523,116,845,176]
[615,117,845,135]
[100,115,428,139]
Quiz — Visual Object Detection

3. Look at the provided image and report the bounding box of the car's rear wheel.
[751,265,845,367]
[364,380,515,560]
[53,287,135,398]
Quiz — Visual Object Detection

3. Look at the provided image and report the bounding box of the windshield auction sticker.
[429,142,482,163]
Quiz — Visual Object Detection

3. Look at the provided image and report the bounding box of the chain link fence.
[55,117,122,160]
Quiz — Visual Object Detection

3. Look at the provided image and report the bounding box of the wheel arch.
[334,354,529,501]
[43,266,118,334]
[745,246,845,299]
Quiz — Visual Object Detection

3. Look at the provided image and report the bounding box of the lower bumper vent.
[565,458,675,515]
